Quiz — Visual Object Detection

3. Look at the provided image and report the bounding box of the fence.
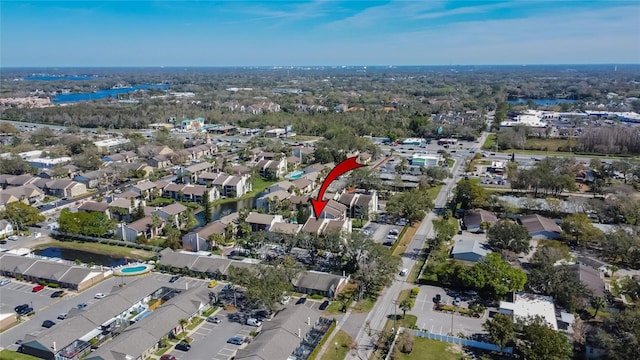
[412,329,513,354]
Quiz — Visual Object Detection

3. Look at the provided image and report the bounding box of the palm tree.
[606,265,619,278]
[399,299,413,319]
[178,318,188,334]
[590,296,606,318]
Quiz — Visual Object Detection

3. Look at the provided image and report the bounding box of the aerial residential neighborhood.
[1,1,639,359]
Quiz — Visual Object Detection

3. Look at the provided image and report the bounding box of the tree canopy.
[385,188,434,225]
[0,202,44,230]
[487,220,532,254]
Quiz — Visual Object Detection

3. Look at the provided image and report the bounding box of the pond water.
[33,247,128,267]
[195,196,257,226]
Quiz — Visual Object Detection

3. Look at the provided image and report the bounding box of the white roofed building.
[499,293,558,330]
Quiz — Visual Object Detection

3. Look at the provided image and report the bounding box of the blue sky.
[1,0,639,66]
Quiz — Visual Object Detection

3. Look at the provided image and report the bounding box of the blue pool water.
[286,170,304,180]
[120,265,147,274]
[53,83,170,104]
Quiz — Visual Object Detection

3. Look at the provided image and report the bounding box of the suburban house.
[0,193,19,211]
[269,222,302,235]
[245,213,284,232]
[131,181,160,199]
[155,203,189,228]
[256,190,291,212]
[337,191,378,220]
[182,221,227,251]
[291,271,349,298]
[451,239,491,262]
[315,200,348,220]
[291,146,315,164]
[256,158,287,180]
[518,214,562,239]
[210,173,252,198]
[0,184,45,205]
[291,178,314,193]
[118,216,162,242]
[569,263,606,299]
[101,151,138,163]
[499,292,558,331]
[463,209,498,232]
[301,217,351,236]
[5,174,38,187]
[162,184,217,203]
[108,198,143,222]
[179,161,217,183]
[78,201,112,219]
[44,179,87,199]
[0,220,14,238]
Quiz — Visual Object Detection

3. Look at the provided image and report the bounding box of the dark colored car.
[160,355,177,360]
[14,304,29,313]
[169,275,180,283]
[227,337,245,345]
[319,300,330,310]
[42,320,56,328]
[77,303,88,309]
[296,297,307,305]
[175,342,191,351]
[434,294,442,303]
[18,307,33,316]
[51,290,65,298]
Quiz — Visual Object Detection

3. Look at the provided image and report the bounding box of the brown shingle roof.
[519,214,561,234]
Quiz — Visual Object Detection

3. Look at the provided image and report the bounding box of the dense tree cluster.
[487,220,532,254]
[385,189,434,225]
[0,202,45,230]
[595,308,640,360]
[509,157,579,196]
[58,208,115,237]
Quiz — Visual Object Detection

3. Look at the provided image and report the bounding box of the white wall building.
[499,293,558,330]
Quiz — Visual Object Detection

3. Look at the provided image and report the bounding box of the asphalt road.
[345,132,487,360]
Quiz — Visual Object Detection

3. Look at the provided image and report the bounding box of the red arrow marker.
[310,156,366,218]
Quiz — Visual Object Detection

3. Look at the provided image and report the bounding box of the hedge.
[48,283,60,288]
[308,319,337,360]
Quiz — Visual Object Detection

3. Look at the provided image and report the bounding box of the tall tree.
[201,192,212,225]
[596,308,640,360]
[0,202,45,230]
[590,296,606,318]
[398,298,413,319]
[487,220,532,254]
[560,213,603,246]
[518,316,573,360]
[482,313,515,350]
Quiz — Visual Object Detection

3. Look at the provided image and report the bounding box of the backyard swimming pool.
[115,263,153,276]
[286,170,304,180]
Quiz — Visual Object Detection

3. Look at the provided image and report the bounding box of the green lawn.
[209,177,278,206]
[0,350,39,360]
[147,197,174,206]
[319,330,352,360]
[446,159,455,167]
[33,240,155,260]
[482,133,496,150]
[393,336,469,360]
[426,185,443,201]
[324,301,346,315]
[352,296,377,313]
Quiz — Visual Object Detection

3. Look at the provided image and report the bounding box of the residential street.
[344,134,479,360]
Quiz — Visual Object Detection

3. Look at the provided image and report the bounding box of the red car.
[32,284,45,292]
[160,355,177,360]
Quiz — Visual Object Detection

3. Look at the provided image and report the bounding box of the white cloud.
[323,1,446,30]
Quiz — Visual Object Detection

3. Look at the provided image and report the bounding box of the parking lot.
[409,284,488,337]
[0,272,210,351]
[362,222,404,246]
[169,300,326,360]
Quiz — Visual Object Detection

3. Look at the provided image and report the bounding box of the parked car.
[389,229,399,236]
[175,342,191,351]
[57,313,68,320]
[434,294,442,303]
[319,300,330,310]
[8,235,18,241]
[94,293,106,299]
[14,304,29,313]
[208,280,217,288]
[453,297,461,306]
[206,316,221,324]
[18,307,33,316]
[227,337,245,345]
[246,318,262,327]
[51,290,65,298]
[42,320,56,328]
[169,275,180,283]
[32,284,45,292]
[399,269,408,276]
[0,239,6,244]
[296,297,307,305]
[160,355,177,360]
[0,278,10,286]
[281,295,291,305]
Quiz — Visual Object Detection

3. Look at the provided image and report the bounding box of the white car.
[94,293,106,299]
[246,318,262,327]
[0,278,10,286]
[399,269,408,276]
[281,295,291,305]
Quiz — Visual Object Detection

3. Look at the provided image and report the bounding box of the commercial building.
[410,153,441,167]
[499,293,558,330]
[402,138,424,146]
[27,156,72,169]
[93,138,131,152]
[181,117,205,132]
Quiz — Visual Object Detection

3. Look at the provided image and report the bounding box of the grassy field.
[482,133,496,150]
[210,177,278,206]
[426,184,443,201]
[33,240,155,259]
[524,137,572,152]
[0,350,39,360]
[392,224,418,257]
[393,337,469,360]
[319,330,353,360]
[352,296,377,313]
